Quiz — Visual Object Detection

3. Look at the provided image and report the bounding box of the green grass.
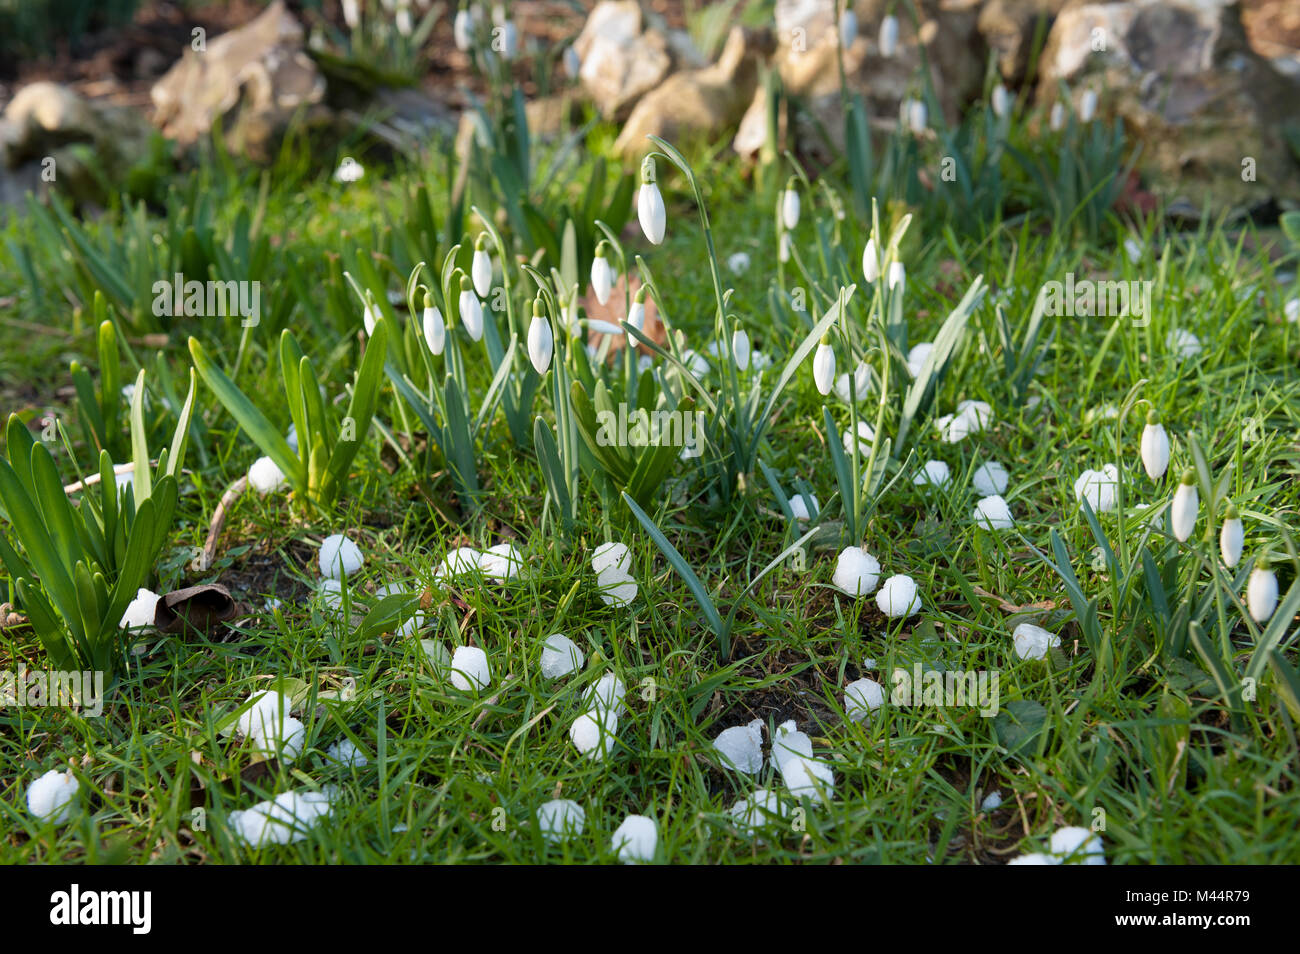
[1,102,1299,864]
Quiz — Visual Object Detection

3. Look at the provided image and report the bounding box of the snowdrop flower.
[422,292,445,355]
[728,251,751,275]
[839,8,858,47]
[1012,622,1060,660]
[638,157,666,245]
[878,14,899,56]
[914,459,951,490]
[27,769,79,824]
[887,260,907,293]
[320,533,363,580]
[1049,101,1066,131]
[471,235,493,299]
[596,565,638,607]
[1050,826,1105,864]
[563,45,581,79]
[906,341,933,378]
[1247,556,1278,623]
[1220,502,1243,568]
[527,299,554,374]
[973,494,1014,530]
[341,0,360,30]
[248,455,287,495]
[479,543,523,581]
[714,719,764,773]
[812,337,835,396]
[495,18,518,59]
[972,460,1009,496]
[592,542,632,575]
[537,799,585,843]
[1140,411,1170,479]
[876,574,920,618]
[540,633,584,679]
[842,420,876,456]
[844,677,885,722]
[905,99,927,134]
[781,179,800,231]
[732,325,751,371]
[453,6,477,50]
[230,789,332,847]
[1285,297,1300,324]
[788,492,818,522]
[326,738,367,768]
[458,275,484,342]
[779,231,792,263]
[1124,236,1144,264]
[991,83,1010,118]
[591,243,613,305]
[1166,328,1202,359]
[1074,464,1119,514]
[334,156,364,183]
[834,360,871,403]
[1171,470,1198,542]
[120,587,161,629]
[730,789,786,834]
[833,545,881,597]
[570,707,618,759]
[612,815,657,864]
[1079,88,1098,123]
[395,0,413,37]
[363,300,381,335]
[862,237,881,283]
[449,646,491,691]
[626,286,648,333]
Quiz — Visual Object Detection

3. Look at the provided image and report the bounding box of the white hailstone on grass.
[862,237,881,283]
[251,714,306,764]
[730,789,786,834]
[638,157,667,245]
[812,337,836,396]
[1124,236,1144,264]
[844,677,885,722]
[972,460,1009,496]
[878,14,899,56]
[1220,503,1243,568]
[833,545,881,597]
[1170,470,1198,542]
[26,769,79,824]
[449,646,491,692]
[772,722,834,803]
[781,180,801,231]
[1140,411,1170,479]
[1012,622,1060,661]
[597,566,638,607]
[570,707,618,759]
[840,8,858,47]
[1079,88,1098,123]
[421,639,451,672]
[248,455,287,495]
[537,799,585,843]
[887,259,906,292]
[914,459,951,490]
[973,494,1015,530]
[981,791,1003,812]
[876,574,921,618]
[612,815,657,864]
[527,301,554,375]
[422,292,445,356]
[479,543,523,581]
[436,546,484,579]
[937,399,993,443]
[1074,464,1120,514]
[1247,556,1279,623]
[1050,826,1105,864]
[842,420,877,456]
[317,579,345,612]
[1008,852,1059,865]
[1166,328,1202,359]
[991,83,1010,118]
[834,360,871,403]
[584,673,628,717]
[236,689,289,738]
[732,325,751,371]
[714,719,764,773]
[320,533,364,580]
[1285,298,1300,323]
[540,633,584,679]
[458,275,484,342]
[1049,101,1066,131]
[591,542,631,575]
[326,738,367,768]
[229,789,332,847]
[789,492,818,522]
[906,341,934,378]
[728,251,751,275]
[120,587,161,630]
[591,243,613,305]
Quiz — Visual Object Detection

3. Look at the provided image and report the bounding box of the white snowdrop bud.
[876,574,921,618]
[628,286,647,332]
[527,298,553,374]
[840,9,858,47]
[471,234,493,298]
[779,231,792,263]
[833,545,881,597]
[422,291,445,355]
[26,769,79,824]
[591,243,613,305]
[887,260,906,293]
[906,98,927,133]
[453,7,476,51]
[732,324,751,371]
[1220,503,1243,569]
[1246,556,1278,623]
[638,157,666,245]
[449,645,491,691]
[991,83,1010,118]
[862,237,881,283]
[458,274,484,341]
[781,180,800,231]
[1079,88,1098,123]
[320,533,364,580]
[1050,101,1066,131]
[1171,470,1198,542]
[1140,411,1170,480]
[812,337,835,396]
[879,14,899,57]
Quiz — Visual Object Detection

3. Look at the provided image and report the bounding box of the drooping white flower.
[781,180,801,231]
[839,8,858,47]
[527,299,554,374]
[342,0,360,30]
[1247,556,1278,623]
[788,492,818,522]
[1012,622,1060,660]
[728,251,751,275]
[570,707,618,759]
[812,337,835,395]
[540,633,585,679]
[887,260,906,292]
[453,6,477,51]
[905,341,933,378]
[844,677,885,722]
[449,645,491,691]
[973,494,1015,530]
[422,295,445,356]
[120,587,161,629]
[1079,88,1098,123]
[471,235,493,298]
[638,157,666,245]
[876,574,921,618]
[591,244,613,305]
[1170,470,1198,542]
[627,286,647,332]
[592,542,632,575]
[229,789,333,847]
[537,799,585,843]
[833,545,881,597]
[479,543,524,581]
[972,460,1009,496]
[714,719,764,773]
[458,275,484,341]
[905,99,927,134]
[1050,826,1105,864]
[862,237,881,283]
[248,455,287,495]
[878,14,899,57]
[732,325,751,371]
[1140,412,1170,479]
[1220,503,1243,568]
[914,459,951,490]
[1049,101,1066,132]
[779,231,792,263]
[334,156,364,183]
[26,769,79,824]
[834,360,871,403]
[612,814,657,864]
[1074,464,1120,514]
[991,83,1010,118]
[320,533,364,580]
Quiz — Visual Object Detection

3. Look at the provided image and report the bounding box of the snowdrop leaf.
[1266,650,1300,723]
[1246,578,1300,683]
[1045,529,1101,655]
[1078,498,1118,578]
[1189,621,1244,718]
[280,331,309,469]
[570,382,634,483]
[625,397,693,509]
[164,368,198,481]
[534,417,571,521]
[561,218,578,292]
[357,593,421,640]
[899,276,985,451]
[473,334,518,439]
[1140,550,1172,624]
[128,369,151,502]
[822,406,855,537]
[321,318,388,506]
[992,700,1048,757]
